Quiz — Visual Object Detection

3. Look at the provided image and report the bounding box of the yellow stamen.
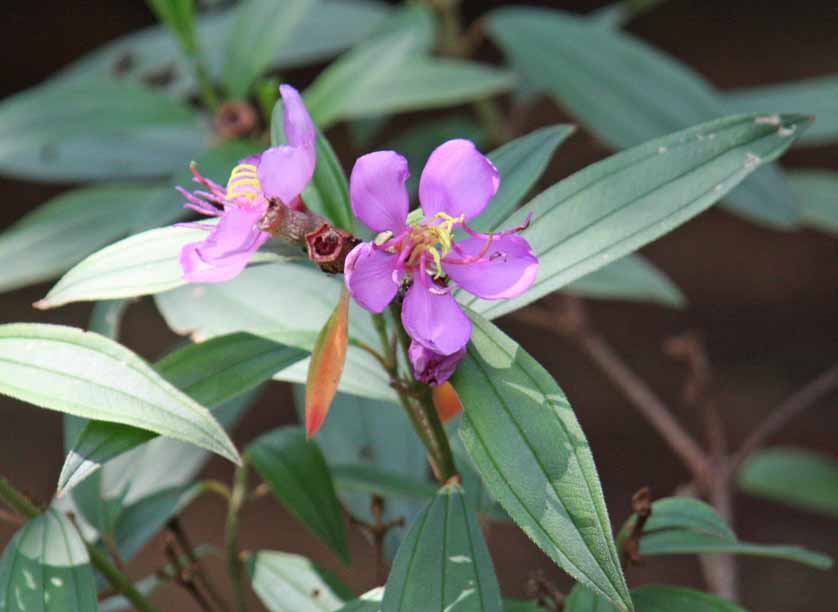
[226,163,261,202]
[407,212,464,278]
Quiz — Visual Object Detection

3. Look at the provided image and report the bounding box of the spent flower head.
[344,139,539,384]
[177,84,315,283]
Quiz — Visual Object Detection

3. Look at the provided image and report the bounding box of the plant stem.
[169,518,230,611]
[0,476,160,612]
[226,464,249,612]
[374,312,458,482]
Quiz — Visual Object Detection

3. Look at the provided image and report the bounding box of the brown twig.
[164,533,215,612]
[347,496,405,585]
[519,298,712,487]
[728,363,838,477]
[524,569,566,610]
[168,518,229,611]
[620,487,652,568]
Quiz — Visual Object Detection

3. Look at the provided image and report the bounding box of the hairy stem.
[0,476,161,612]
[226,465,250,612]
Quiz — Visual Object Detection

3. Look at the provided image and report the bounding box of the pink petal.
[349,151,410,233]
[419,139,499,222]
[344,242,401,313]
[258,144,315,204]
[408,341,465,386]
[279,84,316,168]
[180,205,269,283]
[443,234,538,300]
[401,282,471,355]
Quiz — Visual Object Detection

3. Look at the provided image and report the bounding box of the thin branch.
[728,362,838,477]
[164,532,214,612]
[169,518,229,611]
[516,299,712,486]
[226,465,250,612]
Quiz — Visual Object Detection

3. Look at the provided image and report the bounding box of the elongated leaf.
[248,551,345,611]
[460,114,810,320]
[59,333,302,494]
[489,8,801,228]
[155,263,395,402]
[590,0,671,28]
[0,79,206,182]
[223,0,315,97]
[475,125,576,233]
[630,585,747,612]
[451,313,631,611]
[789,170,838,234]
[0,323,239,465]
[0,185,166,294]
[114,483,201,559]
[330,465,436,501]
[738,447,838,518]
[565,254,684,307]
[294,387,430,560]
[337,588,384,612]
[147,0,197,53]
[564,584,620,612]
[0,510,98,612]
[247,426,349,562]
[306,289,350,437]
[382,483,503,612]
[271,101,354,231]
[629,496,833,569]
[726,74,838,146]
[640,530,832,569]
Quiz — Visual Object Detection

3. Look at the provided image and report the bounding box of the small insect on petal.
[305,288,350,438]
[432,381,463,423]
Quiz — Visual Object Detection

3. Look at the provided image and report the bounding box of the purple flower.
[344,139,539,384]
[178,84,316,283]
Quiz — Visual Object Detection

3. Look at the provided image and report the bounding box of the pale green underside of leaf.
[737,447,838,518]
[452,312,631,611]
[489,7,801,229]
[460,113,809,320]
[381,484,503,612]
[788,170,838,235]
[155,263,396,402]
[248,551,345,612]
[565,583,747,612]
[0,323,240,465]
[726,74,838,146]
[0,79,206,182]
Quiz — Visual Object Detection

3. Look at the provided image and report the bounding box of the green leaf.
[271,101,354,231]
[629,497,833,569]
[565,254,685,308]
[451,313,631,611]
[223,0,315,98]
[738,447,838,518]
[330,465,437,501]
[0,79,206,182]
[630,585,747,612]
[459,113,810,321]
[337,588,384,612]
[0,323,240,465]
[0,510,98,612]
[114,483,201,559]
[788,170,838,235]
[565,584,620,612]
[590,0,671,29]
[503,600,544,612]
[146,0,198,54]
[294,387,430,560]
[381,483,503,612]
[726,74,838,146]
[246,426,350,563]
[155,263,395,402]
[54,2,391,99]
[0,185,166,294]
[473,125,576,233]
[247,550,346,612]
[59,333,301,494]
[489,7,802,229]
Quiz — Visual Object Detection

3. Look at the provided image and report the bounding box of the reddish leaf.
[432,381,463,423]
[305,288,350,437]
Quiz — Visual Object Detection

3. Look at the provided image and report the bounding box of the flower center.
[405,212,463,278]
[226,163,261,203]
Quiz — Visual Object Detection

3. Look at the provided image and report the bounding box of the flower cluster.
[176,86,538,385]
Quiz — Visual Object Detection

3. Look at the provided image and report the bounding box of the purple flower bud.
[409,340,466,386]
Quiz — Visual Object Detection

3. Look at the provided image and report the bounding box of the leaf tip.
[32,298,52,310]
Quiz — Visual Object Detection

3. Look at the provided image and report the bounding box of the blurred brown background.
[1,1,836,610]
